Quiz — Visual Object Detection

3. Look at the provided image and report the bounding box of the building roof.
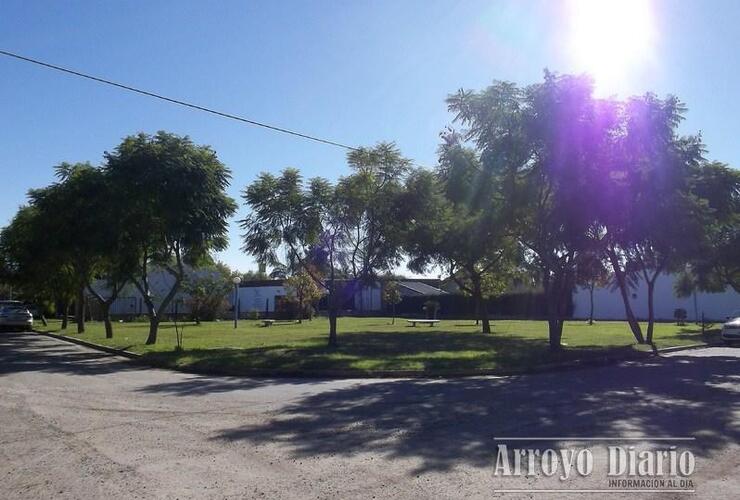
[397,281,447,296]
[239,279,285,288]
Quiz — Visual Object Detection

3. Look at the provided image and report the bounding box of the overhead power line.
[0,48,358,151]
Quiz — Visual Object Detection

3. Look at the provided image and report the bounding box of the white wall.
[95,272,191,316]
[354,286,382,311]
[237,285,286,313]
[573,273,740,322]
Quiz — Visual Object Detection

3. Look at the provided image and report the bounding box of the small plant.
[174,301,185,351]
[383,281,402,325]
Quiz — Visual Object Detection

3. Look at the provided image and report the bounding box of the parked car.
[721,310,740,344]
[0,304,34,331]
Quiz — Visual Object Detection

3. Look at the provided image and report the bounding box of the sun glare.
[567,0,655,94]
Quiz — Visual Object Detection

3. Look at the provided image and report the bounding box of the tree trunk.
[646,279,656,345]
[75,285,86,334]
[61,302,69,330]
[588,283,595,325]
[607,250,645,343]
[328,308,337,347]
[391,303,395,325]
[478,296,491,334]
[548,319,564,349]
[544,271,567,349]
[145,315,159,345]
[103,303,113,339]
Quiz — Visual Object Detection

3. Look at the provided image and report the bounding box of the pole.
[233,283,238,329]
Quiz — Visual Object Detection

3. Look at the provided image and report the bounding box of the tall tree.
[687,162,740,294]
[338,143,410,283]
[105,132,237,344]
[403,142,518,334]
[596,94,707,344]
[0,206,77,327]
[446,73,612,347]
[27,162,111,333]
[242,143,409,346]
[242,168,340,344]
[50,163,130,338]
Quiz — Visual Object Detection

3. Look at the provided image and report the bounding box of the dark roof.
[239,277,445,292]
[239,279,284,288]
[398,281,446,296]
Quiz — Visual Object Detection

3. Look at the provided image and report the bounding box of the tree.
[241,269,269,281]
[0,206,77,328]
[183,266,232,324]
[337,143,410,283]
[445,73,611,347]
[242,144,409,346]
[402,143,519,334]
[105,132,237,344]
[53,163,130,338]
[687,162,740,294]
[382,281,402,324]
[26,162,111,333]
[596,94,707,344]
[242,168,340,344]
[285,270,324,323]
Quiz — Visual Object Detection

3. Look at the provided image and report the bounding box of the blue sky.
[1,0,738,273]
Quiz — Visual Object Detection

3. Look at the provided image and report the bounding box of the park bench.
[260,319,275,327]
[406,319,440,327]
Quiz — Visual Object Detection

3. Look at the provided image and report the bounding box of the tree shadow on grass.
[208,351,740,474]
[672,327,721,345]
[139,331,640,376]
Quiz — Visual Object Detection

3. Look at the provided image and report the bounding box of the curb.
[654,343,716,354]
[36,330,141,359]
[32,330,714,379]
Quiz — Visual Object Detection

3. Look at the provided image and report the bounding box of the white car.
[0,304,34,331]
[721,310,740,344]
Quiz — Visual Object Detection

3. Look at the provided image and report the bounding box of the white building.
[237,279,446,314]
[572,273,739,322]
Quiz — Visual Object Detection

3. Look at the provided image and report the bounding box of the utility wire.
[0,48,359,151]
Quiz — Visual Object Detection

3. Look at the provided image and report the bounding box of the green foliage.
[104,131,237,344]
[673,268,698,299]
[241,143,411,345]
[183,267,232,323]
[402,134,519,333]
[285,271,324,321]
[0,205,77,309]
[240,269,269,281]
[688,162,740,293]
[382,281,402,307]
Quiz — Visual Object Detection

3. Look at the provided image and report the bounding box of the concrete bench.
[260,319,275,327]
[406,319,440,327]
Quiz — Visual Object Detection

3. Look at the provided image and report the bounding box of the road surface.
[1,331,738,499]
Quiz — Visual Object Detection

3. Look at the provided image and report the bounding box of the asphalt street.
[0,331,738,499]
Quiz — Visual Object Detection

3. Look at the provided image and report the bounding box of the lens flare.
[567,0,656,93]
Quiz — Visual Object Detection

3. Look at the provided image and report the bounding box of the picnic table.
[260,319,275,327]
[406,319,440,327]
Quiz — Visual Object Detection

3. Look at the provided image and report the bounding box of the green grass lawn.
[34,317,718,376]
